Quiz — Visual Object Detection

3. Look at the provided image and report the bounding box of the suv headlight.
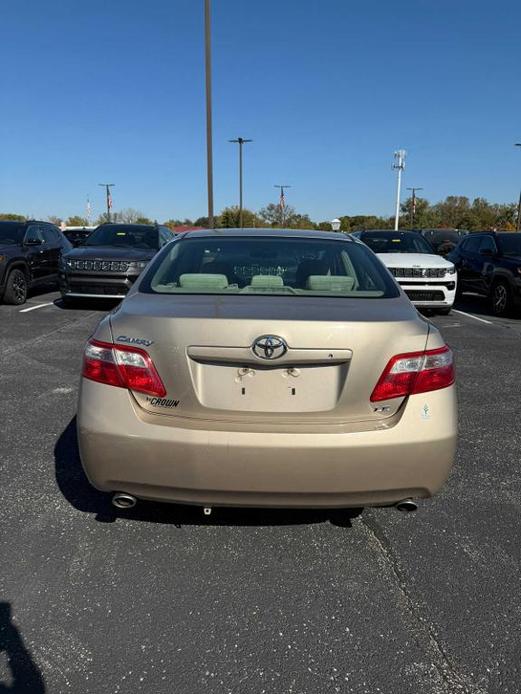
[446,265,456,275]
[131,261,149,271]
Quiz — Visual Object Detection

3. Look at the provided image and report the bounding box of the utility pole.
[204,0,214,228]
[393,150,406,231]
[98,183,114,222]
[406,186,423,229]
[229,137,253,228]
[274,185,291,227]
[516,142,521,231]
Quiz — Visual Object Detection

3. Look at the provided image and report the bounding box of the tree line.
[1,195,519,232]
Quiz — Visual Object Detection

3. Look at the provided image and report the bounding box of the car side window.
[463,235,481,253]
[25,224,44,244]
[41,225,57,245]
[479,236,497,254]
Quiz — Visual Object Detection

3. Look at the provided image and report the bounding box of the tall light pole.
[98,183,114,222]
[274,185,291,227]
[393,150,406,231]
[406,186,423,229]
[204,0,214,228]
[515,144,521,231]
[229,137,252,228]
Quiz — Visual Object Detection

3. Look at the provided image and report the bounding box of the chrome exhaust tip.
[112,492,137,509]
[395,499,418,513]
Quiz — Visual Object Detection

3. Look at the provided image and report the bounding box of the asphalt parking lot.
[1,290,521,694]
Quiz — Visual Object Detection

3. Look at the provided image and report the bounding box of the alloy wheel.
[12,272,27,304]
[493,284,508,315]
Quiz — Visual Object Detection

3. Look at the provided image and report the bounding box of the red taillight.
[82,339,166,397]
[370,345,455,402]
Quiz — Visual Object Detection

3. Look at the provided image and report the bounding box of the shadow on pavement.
[54,417,360,529]
[53,297,120,312]
[0,602,45,694]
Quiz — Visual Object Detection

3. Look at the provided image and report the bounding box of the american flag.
[279,187,285,210]
[107,188,113,209]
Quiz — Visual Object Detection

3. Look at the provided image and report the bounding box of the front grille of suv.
[66,259,130,272]
[389,267,446,279]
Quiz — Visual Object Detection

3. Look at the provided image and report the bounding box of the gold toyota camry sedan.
[77,229,457,513]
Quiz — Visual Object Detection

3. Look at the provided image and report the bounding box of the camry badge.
[117,335,154,347]
[252,335,287,360]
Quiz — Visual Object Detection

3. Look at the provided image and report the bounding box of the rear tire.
[490,280,511,317]
[3,268,28,305]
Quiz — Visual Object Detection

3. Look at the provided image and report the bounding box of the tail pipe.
[112,492,137,509]
[395,499,418,513]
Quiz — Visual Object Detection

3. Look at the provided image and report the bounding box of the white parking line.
[19,302,53,313]
[452,309,493,325]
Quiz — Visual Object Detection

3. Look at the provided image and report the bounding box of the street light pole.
[98,183,114,222]
[406,186,423,229]
[229,137,252,228]
[515,144,521,231]
[204,0,214,228]
[274,185,291,227]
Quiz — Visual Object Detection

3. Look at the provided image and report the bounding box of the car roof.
[181,227,355,242]
[359,229,416,236]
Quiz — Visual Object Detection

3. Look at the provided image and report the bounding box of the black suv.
[0,220,72,305]
[59,223,173,305]
[447,232,521,316]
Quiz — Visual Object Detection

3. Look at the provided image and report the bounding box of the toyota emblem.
[252,335,287,360]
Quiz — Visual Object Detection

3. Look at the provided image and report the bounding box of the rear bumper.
[77,380,457,508]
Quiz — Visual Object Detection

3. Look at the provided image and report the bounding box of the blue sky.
[1,0,521,222]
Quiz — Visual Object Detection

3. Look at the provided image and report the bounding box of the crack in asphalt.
[360,515,487,694]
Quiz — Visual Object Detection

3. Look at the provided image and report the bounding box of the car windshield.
[362,232,434,254]
[141,236,399,298]
[84,224,158,249]
[498,234,521,256]
[0,222,24,245]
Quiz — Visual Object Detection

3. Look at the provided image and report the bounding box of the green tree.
[400,197,440,229]
[48,215,63,226]
[219,206,260,228]
[135,216,153,224]
[0,212,26,221]
[65,215,89,226]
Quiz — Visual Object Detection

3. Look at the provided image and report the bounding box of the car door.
[41,224,62,278]
[477,235,498,296]
[457,235,482,293]
[23,224,48,282]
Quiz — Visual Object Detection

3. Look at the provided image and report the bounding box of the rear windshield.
[0,222,25,245]
[140,236,399,298]
[361,232,434,254]
[84,225,158,250]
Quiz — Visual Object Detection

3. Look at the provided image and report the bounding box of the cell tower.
[393,149,407,231]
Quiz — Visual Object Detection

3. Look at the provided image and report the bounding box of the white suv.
[353,230,457,314]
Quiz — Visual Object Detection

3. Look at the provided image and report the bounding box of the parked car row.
[0,221,174,306]
[1,221,520,319]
